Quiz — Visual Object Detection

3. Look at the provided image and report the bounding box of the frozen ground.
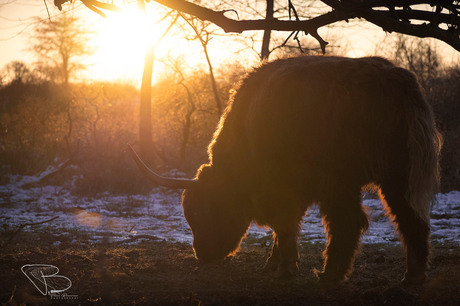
[0,174,459,246]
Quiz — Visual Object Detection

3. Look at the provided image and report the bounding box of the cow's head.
[128,145,250,262]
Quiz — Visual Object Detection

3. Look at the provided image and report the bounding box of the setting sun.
[83,5,244,85]
[87,7,162,83]
[88,8,152,82]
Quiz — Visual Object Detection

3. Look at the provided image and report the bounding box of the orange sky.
[1,0,256,85]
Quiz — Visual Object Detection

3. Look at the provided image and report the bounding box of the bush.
[0,64,246,195]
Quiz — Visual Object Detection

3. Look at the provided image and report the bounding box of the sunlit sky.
[0,0,240,85]
[1,0,458,86]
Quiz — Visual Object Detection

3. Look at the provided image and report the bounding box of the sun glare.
[83,5,246,85]
[87,7,160,83]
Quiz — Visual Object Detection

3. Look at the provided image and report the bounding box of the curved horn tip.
[127,143,196,189]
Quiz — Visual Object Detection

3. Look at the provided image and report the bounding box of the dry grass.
[1,230,458,305]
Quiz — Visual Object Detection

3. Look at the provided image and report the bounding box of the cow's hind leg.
[380,184,430,284]
[317,195,369,282]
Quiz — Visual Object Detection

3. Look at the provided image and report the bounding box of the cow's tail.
[400,69,442,223]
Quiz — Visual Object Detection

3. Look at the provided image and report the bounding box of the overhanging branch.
[363,10,460,51]
[152,0,356,33]
[54,0,460,52]
[322,0,460,51]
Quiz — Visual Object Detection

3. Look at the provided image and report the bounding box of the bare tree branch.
[55,0,460,52]
[322,0,460,51]
[115,234,161,244]
[2,217,59,248]
[20,158,74,189]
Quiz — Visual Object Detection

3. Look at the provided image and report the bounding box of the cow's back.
[220,56,414,196]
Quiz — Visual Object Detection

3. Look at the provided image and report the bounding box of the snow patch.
[1,176,459,246]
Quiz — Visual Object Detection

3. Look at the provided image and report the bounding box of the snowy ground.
[1,174,459,247]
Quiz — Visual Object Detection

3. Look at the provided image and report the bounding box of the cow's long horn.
[128,144,196,189]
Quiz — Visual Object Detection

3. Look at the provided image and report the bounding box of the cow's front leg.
[253,191,303,277]
[317,200,368,282]
[264,234,280,272]
[271,228,300,278]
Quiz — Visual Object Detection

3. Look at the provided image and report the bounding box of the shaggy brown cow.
[129,56,441,284]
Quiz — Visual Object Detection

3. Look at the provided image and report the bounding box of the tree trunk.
[139,47,156,161]
[261,0,274,60]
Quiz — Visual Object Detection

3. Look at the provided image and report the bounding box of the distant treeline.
[0,63,244,195]
[0,62,459,194]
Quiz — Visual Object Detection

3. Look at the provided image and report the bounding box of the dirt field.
[1,230,458,305]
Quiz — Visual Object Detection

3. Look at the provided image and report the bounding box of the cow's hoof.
[402,272,426,286]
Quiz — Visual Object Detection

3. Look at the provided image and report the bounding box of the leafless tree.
[179,15,224,116]
[165,58,198,169]
[2,61,32,84]
[30,13,93,85]
[393,36,441,88]
[376,34,442,88]
[54,0,460,53]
